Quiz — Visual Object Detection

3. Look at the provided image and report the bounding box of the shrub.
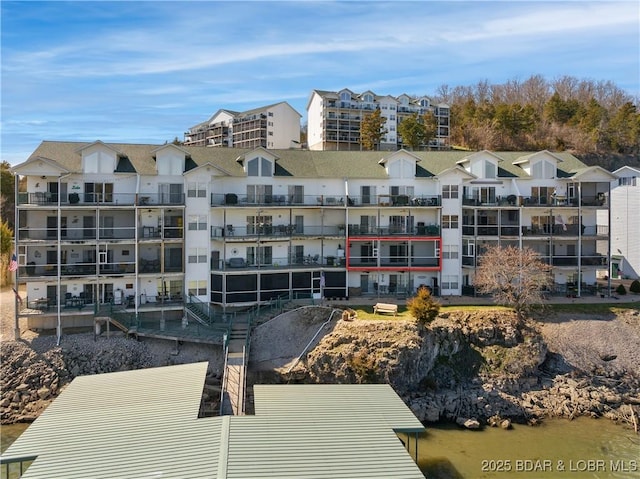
[630,279,640,294]
[407,286,440,325]
[615,283,627,295]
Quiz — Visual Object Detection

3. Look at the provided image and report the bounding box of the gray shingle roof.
[24,140,592,180]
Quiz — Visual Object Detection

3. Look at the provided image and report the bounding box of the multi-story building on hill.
[307,89,450,151]
[599,166,640,280]
[11,142,613,335]
[183,102,301,149]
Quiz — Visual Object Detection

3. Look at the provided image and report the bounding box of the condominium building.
[307,89,450,151]
[600,166,640,279]
[12,142,613,333]
[183,102,302,149]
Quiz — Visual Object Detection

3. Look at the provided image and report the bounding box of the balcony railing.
[211,224,345,239]
[521,225,609,236]
[211,254,345,271]
[18,226,137,241]
[348,224,440,236]
[18,192,138,206]
[137,193,185,206]
[348,255,440,268]
[17,192,186,206]
[211,193,441,208]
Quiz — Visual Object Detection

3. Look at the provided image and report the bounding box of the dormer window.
[340,91,351,102]
[247,157,272,177]
[532,160,555,179]
[485,161,497,179]
[363,93,374,103]
[419,99,430,108]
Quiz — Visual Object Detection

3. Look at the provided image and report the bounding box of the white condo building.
[307,89,450,151]
[184,102,301,149]
[601,166,640,279]
[11,142,613,338]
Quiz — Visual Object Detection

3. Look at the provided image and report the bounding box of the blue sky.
[1,0,638,164]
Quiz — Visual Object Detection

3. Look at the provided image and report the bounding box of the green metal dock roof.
[253,384,425,433]
[2,363,425,478]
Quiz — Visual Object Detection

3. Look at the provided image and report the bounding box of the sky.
[1,0,639,165]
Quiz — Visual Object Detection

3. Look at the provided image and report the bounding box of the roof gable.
[10,156,69,176]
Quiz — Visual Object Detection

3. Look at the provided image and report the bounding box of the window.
[268,111,274,117]
[340,91,351,102]
[442,185,458,199]
[288,185,304,204]
[188,280,207,296]
[187,248,207,263]
[84,182,113,203]
[466,186,496,204]
[389,114,396,121]
[443,245,459,259]
[247,245,272,265]
[246,184,273,203]
[442,275,459,290]
[485,161,497,179]
[390,185,414,197]
[188,215,207,231]
[187,182,206,198]
[363,93,373,103]
[158,183,183,204]
[532,160,555,179]
[442,215,459,229]
[268,131,273,136]
[531,186,552,205]
[619,177,637,186]
[247,215,272,234]
[246,157,272,177]
[361,185,377,205]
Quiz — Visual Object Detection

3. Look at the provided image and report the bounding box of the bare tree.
[474,245,552,320]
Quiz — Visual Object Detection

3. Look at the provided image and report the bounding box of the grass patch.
[343,302,639,321]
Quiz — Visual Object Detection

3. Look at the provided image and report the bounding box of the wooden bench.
[373,302,398,316]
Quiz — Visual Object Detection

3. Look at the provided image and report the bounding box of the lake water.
[2,419,638,477]
[418,418,639,479]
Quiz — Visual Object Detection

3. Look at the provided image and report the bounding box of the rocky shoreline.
[1,334,223,424]
[2,306,639,432]
[275,307,640,431]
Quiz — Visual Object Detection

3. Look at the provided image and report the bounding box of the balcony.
[137,193,185,206]
[211,254,345,271]
[348,224,440,236]
[211,224,345,239]
[18,192,138,206]
[18,225,137,242]
[348,255,440,268]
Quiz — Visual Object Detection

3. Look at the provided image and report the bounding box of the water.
[418,418,639,479]
[1,424,29,454]
[2,420,638,478]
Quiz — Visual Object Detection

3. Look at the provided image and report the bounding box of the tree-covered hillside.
[432,75,639,169]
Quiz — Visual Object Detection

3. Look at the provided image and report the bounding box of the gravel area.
[539,310,640,377]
